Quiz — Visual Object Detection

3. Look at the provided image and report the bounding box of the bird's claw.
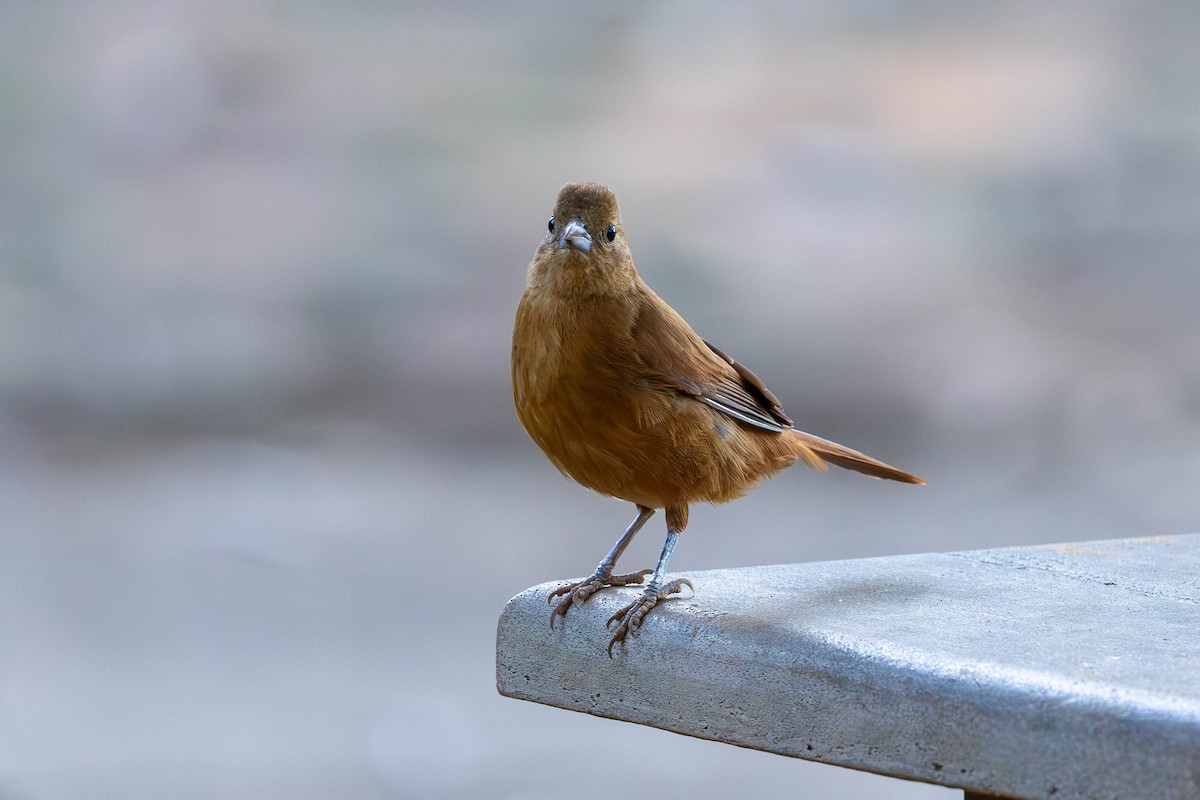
[605,578,694,656]
[547,568,653,629]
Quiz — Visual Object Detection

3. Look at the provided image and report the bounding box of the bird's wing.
[631,294,794,433]
[698,338,794,430]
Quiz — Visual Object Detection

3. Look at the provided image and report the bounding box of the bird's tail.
[790,430,925,485]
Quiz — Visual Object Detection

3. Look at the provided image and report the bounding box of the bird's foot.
[605,578,694,656]
[548,566,653,629]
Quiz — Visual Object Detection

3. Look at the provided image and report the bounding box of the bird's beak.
[559,219,592,253]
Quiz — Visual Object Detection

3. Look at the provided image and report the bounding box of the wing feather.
[630,289,792,433]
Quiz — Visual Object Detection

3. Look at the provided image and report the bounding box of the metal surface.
[497,535,1200,800]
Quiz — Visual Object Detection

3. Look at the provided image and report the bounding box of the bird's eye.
[605,225,617,242]
[548,217,556,234]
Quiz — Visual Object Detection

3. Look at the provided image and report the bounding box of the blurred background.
[2,1,1199,798]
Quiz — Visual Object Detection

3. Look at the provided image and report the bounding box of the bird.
[511,181,923,656]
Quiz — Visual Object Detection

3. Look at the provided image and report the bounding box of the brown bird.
[512,181,923,655]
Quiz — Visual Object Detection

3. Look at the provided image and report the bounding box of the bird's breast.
[512,290,665,501]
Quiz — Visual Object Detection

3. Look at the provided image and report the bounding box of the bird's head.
[527,182,636,295]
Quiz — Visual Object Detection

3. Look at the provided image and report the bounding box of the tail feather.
[792,430,925,485]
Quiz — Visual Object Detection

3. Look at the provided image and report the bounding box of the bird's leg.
[606,504,694,656]
[548,505,655,629]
